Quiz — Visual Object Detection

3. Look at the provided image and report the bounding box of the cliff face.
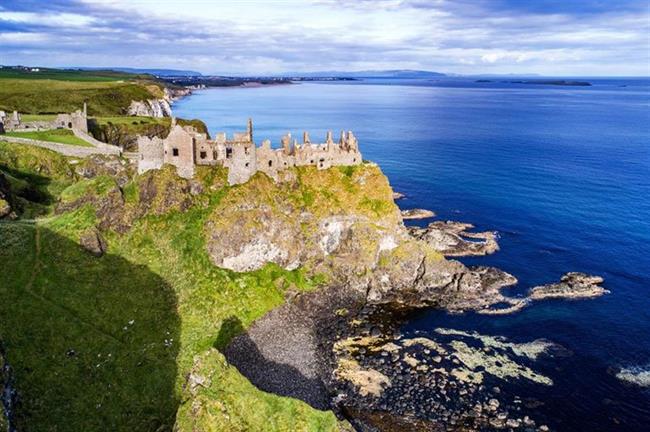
[126,87,191,118]
[127,98,173,117]
[203,164,512,311]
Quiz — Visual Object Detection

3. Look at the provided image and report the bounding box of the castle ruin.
[0,104,88,133]
[137,118,363,185]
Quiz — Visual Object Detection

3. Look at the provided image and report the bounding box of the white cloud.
[0,11,94,27]
[0,0,648,75]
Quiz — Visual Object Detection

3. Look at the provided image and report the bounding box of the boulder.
[79,228,108,257]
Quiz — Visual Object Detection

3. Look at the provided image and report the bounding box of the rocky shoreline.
[224,200,608,431]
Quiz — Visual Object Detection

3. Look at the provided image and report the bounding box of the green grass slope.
[0,68,167,116]
[5,129,92,147]
[0,144,343,431]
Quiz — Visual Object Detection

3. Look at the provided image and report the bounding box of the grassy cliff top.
[0,68,166,116]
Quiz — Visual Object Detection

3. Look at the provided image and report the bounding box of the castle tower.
[303,131,311,144]
[281,133,292,154]
[346,131,357,150]
[247,118,253,143]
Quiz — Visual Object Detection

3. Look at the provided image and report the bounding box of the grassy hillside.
[0,67,154,82]
[5,129,92,147]
[0,142,343,431]
[0,68,165,116]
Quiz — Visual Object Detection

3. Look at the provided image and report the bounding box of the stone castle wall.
[0,105,88,134]
[137,119,363,185]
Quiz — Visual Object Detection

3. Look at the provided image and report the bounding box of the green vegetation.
[0,79,156,116]
[0,67,154,82]
[88,116,209,150]
[0,141,76,217]
[0,68,167,116]
[20,114,57,122]
[5,129,92,147]
[0,143,342,431]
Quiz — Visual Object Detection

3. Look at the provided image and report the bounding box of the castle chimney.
[247,118,253,143]
[339,130,346,147]
[326,131,333,144]
[12,111,19,122]
[303,131,310,144]
[171,116,177,127]
[83,102,87,116]
[282,133,292,154]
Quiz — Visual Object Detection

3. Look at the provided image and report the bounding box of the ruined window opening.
[268,160,273,167]
[172,148,179,156]
[213,150,218,159]
[68,122,72,128]
[244,147,250,155]
[200,151,207,159]
[245,162,249,167]
[226,148,233,159]
[310,159,314,164]
[353,158,356,162]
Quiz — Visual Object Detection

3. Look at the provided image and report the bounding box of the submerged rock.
[392,191,405,200]
[400,208,436,220]
[615,365,650,387]
[529,272,608,300]
[408,221,499,257]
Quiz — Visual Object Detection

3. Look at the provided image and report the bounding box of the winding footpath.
[0,133,120,158]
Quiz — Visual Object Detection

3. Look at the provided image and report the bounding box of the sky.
[0,0,648,76]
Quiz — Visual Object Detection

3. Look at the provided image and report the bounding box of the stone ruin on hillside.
[137,118,363,185]
[0,104,89,134]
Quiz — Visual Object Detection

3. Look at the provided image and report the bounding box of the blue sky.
[0,0,648,75]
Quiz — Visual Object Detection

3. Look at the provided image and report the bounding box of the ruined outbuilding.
[0,104,88,133]
[137,118,363,185]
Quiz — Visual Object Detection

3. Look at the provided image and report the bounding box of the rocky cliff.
[126,87,191,118]
[127,98,173,117]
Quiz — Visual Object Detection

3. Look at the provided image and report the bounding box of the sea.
[173,77,650,431]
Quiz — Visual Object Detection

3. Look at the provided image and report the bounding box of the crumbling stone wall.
[137,136,164,174]
[162,123,196,178]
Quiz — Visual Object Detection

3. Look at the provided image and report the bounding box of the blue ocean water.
[174,78,650,431]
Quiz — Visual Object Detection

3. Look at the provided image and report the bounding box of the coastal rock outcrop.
[528,272,608,300]
[408,221,499,257]
[400,208,435,220]
[202,164,544,315]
